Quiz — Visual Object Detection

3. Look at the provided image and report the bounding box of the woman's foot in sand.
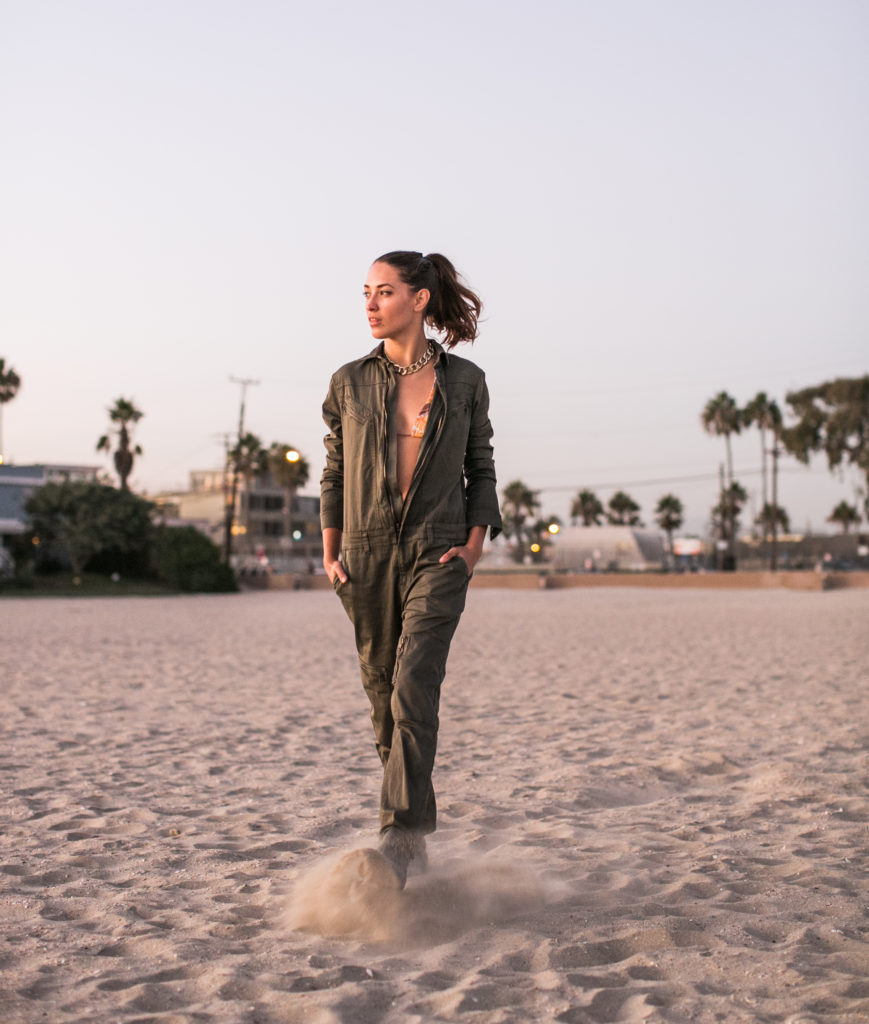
[378,828,427,888]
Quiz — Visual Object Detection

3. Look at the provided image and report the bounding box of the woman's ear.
[413,288,430,313]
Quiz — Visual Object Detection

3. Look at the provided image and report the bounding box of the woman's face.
[363,261,428,341]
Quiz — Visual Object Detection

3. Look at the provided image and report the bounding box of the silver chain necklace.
[386,341,435,376]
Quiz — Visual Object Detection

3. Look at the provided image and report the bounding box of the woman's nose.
[366,295,378,310]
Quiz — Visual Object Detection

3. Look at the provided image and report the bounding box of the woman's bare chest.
[394,369,436,437]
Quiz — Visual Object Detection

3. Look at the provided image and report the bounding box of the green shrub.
[151,526,237,593]
[26,481,154,577]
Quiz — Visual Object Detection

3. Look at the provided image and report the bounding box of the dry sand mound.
[288,845,546,946]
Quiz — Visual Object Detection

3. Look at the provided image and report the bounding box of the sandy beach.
[2,586,868,1023]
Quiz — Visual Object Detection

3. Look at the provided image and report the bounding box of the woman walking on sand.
[320,250,501,887]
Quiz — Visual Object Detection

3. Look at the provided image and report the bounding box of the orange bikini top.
[397,381,436,439]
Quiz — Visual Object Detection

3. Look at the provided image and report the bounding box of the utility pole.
[770,440,780,572]
[213,432,232,547]
[224,376,260,566]
[718,461,726,571]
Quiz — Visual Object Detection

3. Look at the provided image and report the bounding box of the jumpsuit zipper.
[379,364,399,537]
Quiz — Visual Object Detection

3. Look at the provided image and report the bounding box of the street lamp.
[283,448,301,571]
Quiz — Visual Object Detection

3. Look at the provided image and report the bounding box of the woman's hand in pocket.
[439,545,478,576]
[325,558,348,585]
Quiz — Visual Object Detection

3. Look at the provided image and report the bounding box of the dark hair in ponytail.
[374,250,482,348]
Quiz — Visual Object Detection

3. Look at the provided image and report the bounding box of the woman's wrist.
[465,525,487,558]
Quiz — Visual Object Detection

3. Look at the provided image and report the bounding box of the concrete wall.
[540,571,828,591]
[249,569,869,592]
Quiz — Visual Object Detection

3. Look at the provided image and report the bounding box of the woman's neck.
[383,331,429,368]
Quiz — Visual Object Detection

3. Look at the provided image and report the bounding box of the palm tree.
[756,503,790,537]
[0,357,22,464]
[570,488,604,526]
[702,391,741,488]
[654,493,684,560]
[827,501,860,533]
[231,431,267,516]
[702,392,742,562]
[267,443,310,547]
[223,432,267,561]
[607,490,642,526]
[742,392,782,514]
[230,432,267,479]
[96,397,144,490]
[501,480,540,560]
[711,481,748,545]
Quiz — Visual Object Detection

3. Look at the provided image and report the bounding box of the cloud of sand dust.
[285,846,547,947]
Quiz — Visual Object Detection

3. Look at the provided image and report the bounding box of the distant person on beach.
[320,251,501,887]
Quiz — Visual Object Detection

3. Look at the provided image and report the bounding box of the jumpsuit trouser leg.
[334,529,470,836]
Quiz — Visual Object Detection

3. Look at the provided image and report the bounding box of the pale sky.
[2,0,867,535]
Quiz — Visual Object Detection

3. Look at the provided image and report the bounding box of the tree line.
[701,378,868,566]
[500,480,685,563]
[2,359,866,575]
[499,375,869,567]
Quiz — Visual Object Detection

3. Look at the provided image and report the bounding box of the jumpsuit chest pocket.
[343,395,374,423]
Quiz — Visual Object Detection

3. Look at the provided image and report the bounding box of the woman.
[320,250,501,887]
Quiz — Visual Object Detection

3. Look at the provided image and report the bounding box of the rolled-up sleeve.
[464,372,502,540]
[320,377,344,531]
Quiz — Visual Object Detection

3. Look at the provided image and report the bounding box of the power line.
[538,465,814,493]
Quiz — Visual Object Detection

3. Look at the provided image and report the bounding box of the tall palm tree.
[654,493,684,560]
[827,501,860,533]
[742,392,782,514]
[96,397,144,490]
[701,391,741,488]
[501,480,539,560]
[267,443,310,546]
[0,357,22,464]
[607,490,642,526]
[703,391,742,562]
[570,488,604,526]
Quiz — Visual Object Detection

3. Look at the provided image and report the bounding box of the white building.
[550,525,666,571]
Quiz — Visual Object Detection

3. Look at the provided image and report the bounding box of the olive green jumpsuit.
[321,341,501,836]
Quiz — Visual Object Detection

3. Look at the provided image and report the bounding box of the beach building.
[550,525,666,571]
[152,469,322,573]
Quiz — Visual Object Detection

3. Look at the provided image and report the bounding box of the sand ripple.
[1,588,868,1022]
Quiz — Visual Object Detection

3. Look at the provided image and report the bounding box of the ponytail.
[374,250,482,348]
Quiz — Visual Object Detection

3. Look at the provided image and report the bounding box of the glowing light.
[530,543,541,553]
[548,523,560,534]
[286,449,301,463]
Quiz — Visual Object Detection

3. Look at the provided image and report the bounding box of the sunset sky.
[2,0,867,534]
